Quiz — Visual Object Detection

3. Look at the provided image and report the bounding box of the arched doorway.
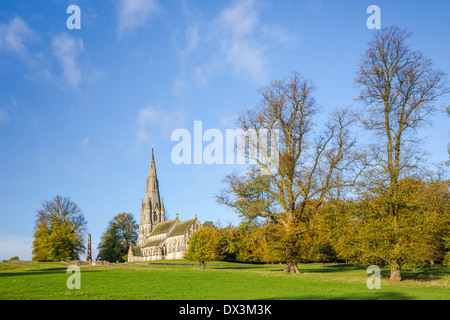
[161,245,166,260]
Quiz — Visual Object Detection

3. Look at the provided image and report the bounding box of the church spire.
[148,148,157,181]
[145,147,161,219]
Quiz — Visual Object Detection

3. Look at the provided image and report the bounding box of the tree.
[218,222,284,264]
[309,240,338,265]
[217,72,361,273]
[355,179,449,272]
[32,195,87,261]
[446,106,450,166]
[356,26,448,280]
[316,200,363,264]
[184,224,221,269]
[97,213,138,262]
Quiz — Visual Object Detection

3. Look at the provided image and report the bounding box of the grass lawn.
[0,261,449,300]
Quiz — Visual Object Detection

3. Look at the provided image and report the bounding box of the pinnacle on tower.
[145,147,161,208]
[140,147,165,232]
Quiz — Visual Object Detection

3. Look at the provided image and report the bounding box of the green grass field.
[0,261,449,300]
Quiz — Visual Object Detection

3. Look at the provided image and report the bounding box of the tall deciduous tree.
[32,195,87,261]
[356,26,448,280]
[217,72,361,273]
[97,213,138,262]
[356,179,449,271]
[185,224,221,269]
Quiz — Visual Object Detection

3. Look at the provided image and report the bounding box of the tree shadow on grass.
[0,267,102,278]
[298,264,365,274]
[214,264,368,273]
[380,266,450,282]
[211,266,274,270]
[260,291,412,300]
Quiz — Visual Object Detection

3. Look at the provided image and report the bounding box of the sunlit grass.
[0,261,448,300]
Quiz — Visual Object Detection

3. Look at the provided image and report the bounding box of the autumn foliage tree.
[217,72,361,273]
[32,195,87,261]
[356,26,448,280]
[185,224,222,269]
[356,179,449,270]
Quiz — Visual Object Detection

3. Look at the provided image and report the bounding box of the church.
[128,149,201,262]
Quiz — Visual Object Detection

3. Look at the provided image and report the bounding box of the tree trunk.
[389,260,402,281]
[283,236,300,272]
[283,261,299,273]
[201,261,205,269]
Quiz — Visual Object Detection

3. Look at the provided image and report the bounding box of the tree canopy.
[97,213,138,262]
[216,25,449,280]
[32,195,87,261]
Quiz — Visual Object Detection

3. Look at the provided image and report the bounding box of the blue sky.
[0,0,449,261]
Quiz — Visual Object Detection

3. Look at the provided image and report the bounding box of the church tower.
[137,148,165,246]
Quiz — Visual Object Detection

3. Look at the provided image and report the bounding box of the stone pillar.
[87,234,92,265]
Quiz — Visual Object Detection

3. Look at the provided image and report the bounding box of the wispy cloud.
[0,108,9,125]
[0,16,37,66]
[116,0,160,37]
[174,0,298,89]
[0,96,21,126]
[51,33,85,88]
[51,33,101,89]
[0,16,99,90]
[81,137,90,147]
[136,105,185,145]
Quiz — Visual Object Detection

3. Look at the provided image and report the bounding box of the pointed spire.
[144,147,161,227]
[151,146,155,163]
[148,147,157,181]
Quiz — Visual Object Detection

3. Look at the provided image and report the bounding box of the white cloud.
[0,234,33,261]
[172,77,188,95]
[0,17,35,55]
[216,0,259,39]
[116,0,160,37]
[81,137,90,146]
[210,0,267,83]
[136,105,185,144]
[0,17,99,90]
[175,0,298,88]
[0,16,37,67]
[184,26,200,53]
[51,33,85,88]
[0,108,9,125]
[0,96,21,126]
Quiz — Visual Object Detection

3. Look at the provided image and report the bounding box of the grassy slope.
[0,261,449,300]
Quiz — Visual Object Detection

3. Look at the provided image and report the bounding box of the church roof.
[169,219,196,237]
[132,217,200,251]
[150,218,177,236]
[130,245,142,257]
[142,238,165,248]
